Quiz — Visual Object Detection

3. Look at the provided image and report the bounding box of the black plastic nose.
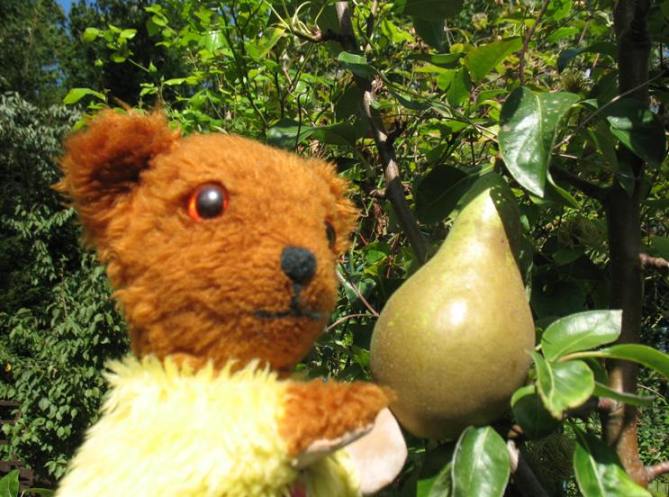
[281,246,317,285]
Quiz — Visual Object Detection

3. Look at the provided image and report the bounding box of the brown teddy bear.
[53,109,406,497]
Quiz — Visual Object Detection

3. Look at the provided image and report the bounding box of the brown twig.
[336,270,379,317]
[334,1,428,263]
[639,252,669,272]
[518,0,551,84]
[646,461,669,482]
[326,313,374,332]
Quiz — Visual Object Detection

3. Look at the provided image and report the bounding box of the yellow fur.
[54,356,360,497]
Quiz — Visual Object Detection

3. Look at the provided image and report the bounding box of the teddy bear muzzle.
[255,246,323,321]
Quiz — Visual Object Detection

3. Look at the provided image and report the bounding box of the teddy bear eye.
[188,183,228,221]
[325,221,336,249]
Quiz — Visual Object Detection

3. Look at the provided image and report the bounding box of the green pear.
[370,174,535,440]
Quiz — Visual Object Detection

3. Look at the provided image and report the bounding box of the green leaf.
[412,18,445,51]
[62,87,106,105]
[119,28,137,40]
[418,463,453,497]
[410,53,463,68]
[593,382,654,407]
[337,52,375,78]
[499,87,580,197]
[533,353,595,418]
[541,310,622,361]
[648,235,669,259]
[557,42,616,72]
[452,426,510,497]
[573,428,652,497]
[415,165,478,224]
[438,68,471,107]
[266,119,315,149]
[0,470,19,497]
[603,98,667,167]
[404,0,464,20]
[82,27,100,42]
[511,385,561,439]
[247,27,285,59]
[591,344,669,378]
[464,37,522,82]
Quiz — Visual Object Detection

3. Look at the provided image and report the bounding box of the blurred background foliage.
[0,0,667,495]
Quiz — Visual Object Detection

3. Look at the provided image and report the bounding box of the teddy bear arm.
[278,380,392,457]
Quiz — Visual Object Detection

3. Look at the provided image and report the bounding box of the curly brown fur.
[58,109,357,371]
[280,382,393,456]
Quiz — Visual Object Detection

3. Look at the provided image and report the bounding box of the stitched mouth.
[254,283,322,321]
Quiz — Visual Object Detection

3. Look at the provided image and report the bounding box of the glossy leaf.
[415,166,477,224]
[511,385,560,439]
[452,427,510,497]
[0,470,19,497]
[499,87,580,196]
[464,37,522,82]
[573,428,652,497]
[590,344,669,378]
[533,353,595,418]
[404,0,463,20]
[593,382,654,407]
[541,310,622,361]
[418,463,453,497]
[604,98,667,167]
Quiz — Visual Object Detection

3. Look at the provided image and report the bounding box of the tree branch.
[334,1,428,263]
[518,0,551,84]
[646,461,669,482]
[639,252,669,273]
[602,0,652,486]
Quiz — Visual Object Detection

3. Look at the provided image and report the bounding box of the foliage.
[0,94,129,480]
[2,0,669,495]
[0,0,69,105]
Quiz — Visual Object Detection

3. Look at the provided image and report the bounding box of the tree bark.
[604,0,652,486]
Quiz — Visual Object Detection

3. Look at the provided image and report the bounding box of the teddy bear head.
[58,110,357,372]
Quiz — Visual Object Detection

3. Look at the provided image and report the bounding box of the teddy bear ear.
[56,109,178,246]
[310,161,359,253]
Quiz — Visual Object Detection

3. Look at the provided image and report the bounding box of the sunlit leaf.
[533,353,595,418]
[573,428,652,497]
[0,470,19,497]
[499,87,580,196]
[62,88,106,105]
[541,310,622,361]
[593,382,654,407]
[589,344,669,378]
[464,37,522,82]
[452,426,510,497]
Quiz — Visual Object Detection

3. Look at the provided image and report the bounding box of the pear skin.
[370,175,535,440]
